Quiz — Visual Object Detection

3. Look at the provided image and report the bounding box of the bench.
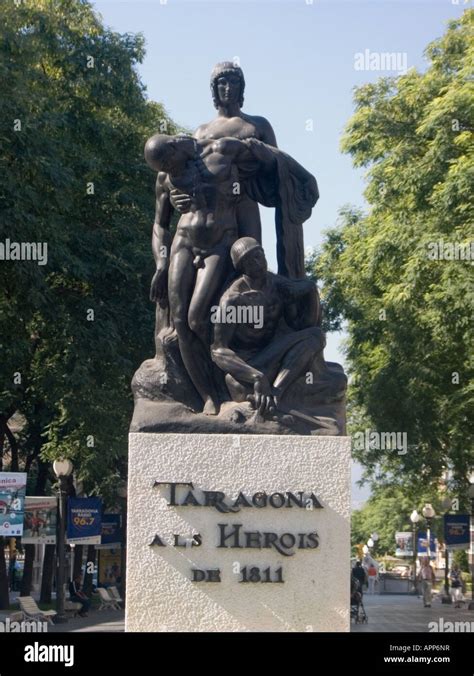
[65,600,83,616]
[18,596,57,625]
[108,586,124,607]
[97,587,121,611]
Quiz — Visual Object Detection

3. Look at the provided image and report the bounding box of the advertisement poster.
[395,532,413,558]
[444,514,470,549]
[98,548,122,587]
[96,514,122,549]
[0,472,27,537]
[67,497,102,545]
[22,496,57,544]
[417,531,436,557]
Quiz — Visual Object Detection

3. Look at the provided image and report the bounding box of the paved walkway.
[49,609,125,632]
[1,609,125,632]
[3,592,471,633]
[2,591,125,632]
[352,593,473,632]
[0,608,125,632]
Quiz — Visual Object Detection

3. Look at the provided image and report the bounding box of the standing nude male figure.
[171,62,277,243]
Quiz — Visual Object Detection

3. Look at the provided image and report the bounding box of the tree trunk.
[20,544,35,596]
[0,423,4,471]
[83,545,96,594]
[73,544,83,580]
[36,458,49,495]
[0,538,9,609]
[0,416,19,471]
[39,544,55,603]
[21,455,49,597]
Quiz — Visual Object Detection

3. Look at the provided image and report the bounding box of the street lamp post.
[53,459,73,624]
[422,503,436,560]
[469,483,474,611]
[371,532,379,557]
[441,496,452,604]
[410,510,420,593]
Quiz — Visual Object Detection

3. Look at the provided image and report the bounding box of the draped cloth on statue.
[240,138,319,279]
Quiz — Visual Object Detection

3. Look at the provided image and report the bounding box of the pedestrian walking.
[417,557,435,607]
[367,563,378,594]
[449,563,465,608]
[352,561,368,596]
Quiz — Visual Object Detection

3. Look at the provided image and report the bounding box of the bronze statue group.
[132,62,346,435]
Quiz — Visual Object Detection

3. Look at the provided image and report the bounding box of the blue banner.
[67,497,102,544]
[417,531,436,556]
[100,514,122,547]
[444,514,470,549]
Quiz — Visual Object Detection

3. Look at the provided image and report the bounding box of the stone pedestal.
[126,433,351,632]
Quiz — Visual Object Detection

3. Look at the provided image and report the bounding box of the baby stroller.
[351,576,368,624]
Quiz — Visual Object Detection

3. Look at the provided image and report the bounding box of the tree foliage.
[352,485,447,555]
[312,10,474,498]
[0,0,179,499]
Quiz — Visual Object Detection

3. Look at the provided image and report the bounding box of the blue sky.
[92,0,466,506]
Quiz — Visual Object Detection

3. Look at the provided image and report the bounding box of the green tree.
[313,10,474,497]
[452,549,469,573]
[352,486,447,556]
[0,0,179,606]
